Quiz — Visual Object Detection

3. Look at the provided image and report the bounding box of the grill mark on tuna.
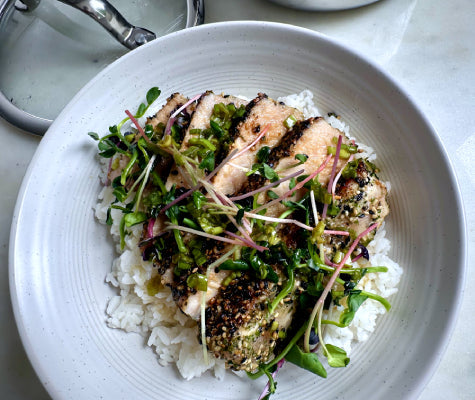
[236,118,317,196]
[237,173,267,195]
[267,118,318,167]
[229,93,268,140]
[279,223,303,250]
[146,92,190,130]
[252,117,350,218]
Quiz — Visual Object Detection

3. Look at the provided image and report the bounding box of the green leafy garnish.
[324,344,350,368]
[283,114,297,129]
[285,344,327,378]
[135,86,161,118]
[295,153,308,164]
[192,191,206,210]
[257,146,271,163]
[88,131,99,140]
[186,273,208,291]
[339,291,368,327]
[124,211,147,227]
[199,151,215,171]
[146,86,161,105]
[219,259,250,271]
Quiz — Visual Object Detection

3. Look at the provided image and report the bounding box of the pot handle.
[0,90,52,135]
[57,0,156,50]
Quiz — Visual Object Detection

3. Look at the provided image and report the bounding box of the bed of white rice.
[94,90,403,381]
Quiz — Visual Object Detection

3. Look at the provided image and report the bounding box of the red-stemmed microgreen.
[252,154,333,214]
[229,168,305,201]
[230,123,270,161]
[125,109,154,145]
[165,93,202,136]
[165,224,257,248]
[216,192,253,235]
[258,358,285,400]
[146,217,156,239]
[224,231,268,252]
[331,153,354,201]
[304,223,378,353]
[200,181,258,248]
[310,189,318,226]
[243,212,314,231]
[323,230,349,236]
[322,135,342,220]
[159,148,240,215]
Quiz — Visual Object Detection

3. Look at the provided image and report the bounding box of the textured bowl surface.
[10,21,465,400]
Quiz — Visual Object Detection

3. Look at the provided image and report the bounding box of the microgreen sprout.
[322,135,342,219]
[165,93,202,135]
[230,123,270,161]
[304,223,378,353]
[253,154,332,214]
[229,169,304,201]
[331,153,355,201]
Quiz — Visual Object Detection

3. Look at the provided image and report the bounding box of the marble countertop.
[1,0,473,398]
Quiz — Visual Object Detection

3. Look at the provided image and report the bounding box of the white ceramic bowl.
[10,21,466,400]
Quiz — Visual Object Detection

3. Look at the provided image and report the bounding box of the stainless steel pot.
[0,0,204,135]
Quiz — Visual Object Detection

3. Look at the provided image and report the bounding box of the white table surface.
[1,0,473,398]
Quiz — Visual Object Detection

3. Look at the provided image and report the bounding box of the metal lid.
[0,0,204,135]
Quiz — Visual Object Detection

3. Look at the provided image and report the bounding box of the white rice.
[95,90,402,380]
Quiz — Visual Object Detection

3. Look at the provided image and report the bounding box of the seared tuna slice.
[326,159,389,241]
[146,92,190,130]
[108,93,190,184]
[166,92,248,190]
[168,241,232,320]
[205,270,300,372]
[213,93,304,196]
[254,117,350,218]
